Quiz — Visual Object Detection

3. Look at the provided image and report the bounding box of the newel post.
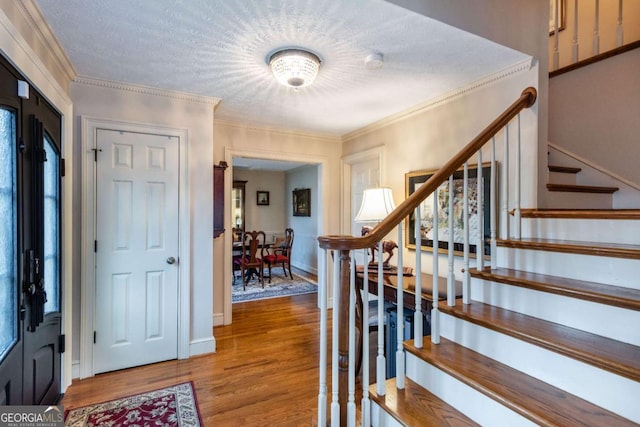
[337,249,351,426]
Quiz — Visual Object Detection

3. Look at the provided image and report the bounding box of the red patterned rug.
[64,381,201,426]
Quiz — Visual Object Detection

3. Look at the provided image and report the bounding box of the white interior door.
[94,129,179,373]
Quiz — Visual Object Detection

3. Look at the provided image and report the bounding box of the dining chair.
[235,230,267,290]
[263,227,294,282]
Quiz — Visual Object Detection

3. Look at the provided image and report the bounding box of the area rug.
[232,271,317,303]
[64,382,201,426]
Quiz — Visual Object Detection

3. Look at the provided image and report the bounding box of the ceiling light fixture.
[268,48,321,88]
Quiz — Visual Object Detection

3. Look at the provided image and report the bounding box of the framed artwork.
[405,163,494,257]
[292,188,311,217]
[256,191,270,206]
[549,0,566,35]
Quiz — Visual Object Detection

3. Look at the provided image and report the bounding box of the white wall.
[286,165,319,274]
[233,168,286,239]
[343,68,539,278]
[549,47,640,188]
[71,79,217,360]
[386,0,549,207]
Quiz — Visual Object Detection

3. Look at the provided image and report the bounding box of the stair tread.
[369,377,479,427]
[518,208,640,219]
[405,338,634,427]
[547,183,618,193]
[496,237,640,259]
[548,165,582,174]
[439,301,640,382]
[470,267,640,311]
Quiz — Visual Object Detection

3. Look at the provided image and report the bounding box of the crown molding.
[16,0,76,83]
[73,76,221,106]
[343,57,534,142]
[214,118,341,143]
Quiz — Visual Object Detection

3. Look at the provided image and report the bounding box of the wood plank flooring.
[61,274,324,426]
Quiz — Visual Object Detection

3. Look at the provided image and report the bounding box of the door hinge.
[92,148,102,162]
[94,240,97,252]
[60,158,65,177]
[18,136,25,153]
[93,331,96,344]
[58,334,65,353]
[19,304,26,321]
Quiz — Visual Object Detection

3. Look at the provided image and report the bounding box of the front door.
[0,56,63,405]
[93,129,179,374]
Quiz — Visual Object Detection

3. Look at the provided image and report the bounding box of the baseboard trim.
[190,336,216,356]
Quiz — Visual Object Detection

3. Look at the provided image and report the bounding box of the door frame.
[223,147,329,325]
[341,146,386,235]
[80,116,190,378]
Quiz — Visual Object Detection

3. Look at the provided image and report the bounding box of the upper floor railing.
[550,0,640,72]
[315,87,537,426]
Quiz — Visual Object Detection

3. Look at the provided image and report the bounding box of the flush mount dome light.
[268,48,321,88]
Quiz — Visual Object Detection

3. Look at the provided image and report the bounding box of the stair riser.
[470,278,640,346]
[405,352,538,427]
[496,248,640,288]
[545,191,612,209]
[520,218,640,245]
[438,313,640,423]
[549,170,577,185]
[370,404,403,427]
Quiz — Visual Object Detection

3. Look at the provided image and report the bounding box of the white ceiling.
[35,0,529,137]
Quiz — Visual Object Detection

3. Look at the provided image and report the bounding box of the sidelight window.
[43,133,60,314]
[0,108,17,360]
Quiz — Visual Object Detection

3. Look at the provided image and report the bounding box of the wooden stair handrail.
[318,87,537,251]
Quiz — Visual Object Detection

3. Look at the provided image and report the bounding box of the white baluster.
[553,0,560,69]
[503,125,510,239]
[331,251,340,427]
[414,204,424,346]
[431,191,440,344]
[348,252,356,427]
[572,0,579,63]
[515,115,522,239]
[476,152,484,271]
[447,175,455,306]
[317,249,328,427]
[490,137,497,270]
[593,0,600,55]
[376,240,386,395]
[463,162,470,305]
[617,0,624,46]
[361,252,370,427]
[396,224,405,389]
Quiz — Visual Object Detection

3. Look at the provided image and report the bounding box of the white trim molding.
[74,75,221,107]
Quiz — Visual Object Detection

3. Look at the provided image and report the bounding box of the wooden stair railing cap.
[318,87,537,251]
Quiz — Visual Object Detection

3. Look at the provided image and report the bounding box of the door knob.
[166,256,176,265]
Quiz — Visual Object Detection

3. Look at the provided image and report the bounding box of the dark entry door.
[0,55,63,405]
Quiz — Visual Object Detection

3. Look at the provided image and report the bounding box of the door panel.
[94,129,179,374]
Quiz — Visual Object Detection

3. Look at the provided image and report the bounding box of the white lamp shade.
[354,187,396,222]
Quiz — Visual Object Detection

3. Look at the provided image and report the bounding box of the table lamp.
[355,187,398,268]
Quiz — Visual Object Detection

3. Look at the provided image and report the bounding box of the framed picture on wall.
[257,191,270,206]
[405,162,494,258]
[292,188,311,217]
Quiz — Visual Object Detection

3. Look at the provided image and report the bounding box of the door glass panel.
[0,108,17,359]
[43,133,59,314]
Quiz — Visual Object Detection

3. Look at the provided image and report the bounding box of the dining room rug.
[232,271,317,303]
[64,381,201,427]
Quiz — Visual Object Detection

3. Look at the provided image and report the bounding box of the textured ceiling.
[35,0,529,136]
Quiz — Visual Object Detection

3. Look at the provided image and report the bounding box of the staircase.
[545,150,621,210]
[370,210,640,426]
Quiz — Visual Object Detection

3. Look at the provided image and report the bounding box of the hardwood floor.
[62,271,324,426]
